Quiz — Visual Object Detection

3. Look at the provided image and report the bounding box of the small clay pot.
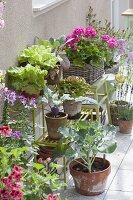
[45,112,68,140]
[69,157,111,196]
[118,119,133,134]
[63,100,82,117]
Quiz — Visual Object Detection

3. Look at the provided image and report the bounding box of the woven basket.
[110,101,128,126]
[105,65,119,74]
[63,65,105,84]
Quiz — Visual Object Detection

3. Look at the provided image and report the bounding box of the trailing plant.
[7,64,47,95]
[53,121,117,173]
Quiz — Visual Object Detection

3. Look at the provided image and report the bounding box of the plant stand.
[82,75,111,124]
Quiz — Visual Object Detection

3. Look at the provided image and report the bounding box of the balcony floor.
[61,129,133,200]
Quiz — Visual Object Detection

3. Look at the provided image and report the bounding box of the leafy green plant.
[118,104,133,121]
[58,76,91,98]
[7,64,47,95]
[18,45,60,70]
[54,121,117,172]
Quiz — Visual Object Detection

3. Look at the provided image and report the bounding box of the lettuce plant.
[18,45,60,70]
[7,64,47,95]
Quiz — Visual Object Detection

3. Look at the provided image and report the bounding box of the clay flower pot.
[118,119,133,134]
[45,112,68,140]
[63,100,82,117]
[69,157,111,196]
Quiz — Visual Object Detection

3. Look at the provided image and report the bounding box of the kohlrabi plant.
[54,121,117,172]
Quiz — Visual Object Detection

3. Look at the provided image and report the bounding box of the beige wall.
[0,0,111,70]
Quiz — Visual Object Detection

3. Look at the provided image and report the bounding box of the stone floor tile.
[60,187,105,200]
[104,190,133,200]
[109,169,133,192]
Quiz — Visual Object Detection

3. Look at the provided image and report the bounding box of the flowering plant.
[65,25,118,67]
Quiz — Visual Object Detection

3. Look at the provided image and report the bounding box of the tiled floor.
[61,129,133,200]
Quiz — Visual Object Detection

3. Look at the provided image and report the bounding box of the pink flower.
[38,158,43,163]
[45,157,51,163]
[101,34,110,42]
[12,173,23,182]
[85,26,96,38]
[107,37,117,48]
[0,126,12,137]
[0,18,5,29]
[13,166,23,173]
[0,188,9,199]
[46,194,58,200]
[72,26,85,35]
[9,189,23,200]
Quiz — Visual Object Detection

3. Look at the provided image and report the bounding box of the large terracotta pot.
[45,112,68,140]
[63,100,82,117]
[118,119,133,134]
[69,157,111,196]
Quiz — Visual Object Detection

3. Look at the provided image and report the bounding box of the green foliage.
[56,121,117,172]
[7,64,47,95]
[18,45,60,70]
[65,38,108,67]
[58,76,91,98]
[118,104,133,121]
[23,161,65,200]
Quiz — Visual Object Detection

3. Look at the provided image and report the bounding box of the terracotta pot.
[63,100,82,117]
[45,112,68,140]
[118,119,133,134]
[37,146,55,160]
[69,157,111,196]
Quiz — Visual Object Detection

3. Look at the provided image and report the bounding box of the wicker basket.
[105,65,119,74]
[63,65,105,84]
[110,100,128,126]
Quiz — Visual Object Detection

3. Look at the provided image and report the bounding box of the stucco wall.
[0,0,111,70]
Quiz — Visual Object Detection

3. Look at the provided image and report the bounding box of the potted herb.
[118,104,133,134]
[55,121,117,196]
[64,25,118,84]
[58,76,91,117]
[42,87,68,140]
[7,64,47,97]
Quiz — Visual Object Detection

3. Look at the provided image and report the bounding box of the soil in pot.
[45,112,68,140]
[118,119,133,134]
[69,157,111,196]
[63,100,82,117]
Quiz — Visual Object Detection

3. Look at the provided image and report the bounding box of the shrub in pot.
[58,76,91,117]
[54,121,117,196]
[7,64,47,97]
[42,87,68,140]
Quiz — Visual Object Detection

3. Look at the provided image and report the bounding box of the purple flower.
[117,39,126,47]
[3,88,17,105]
[18,95,27,105]
[72,26,85,36]
[107,37,117,48]
[11,131,22,139]
[0,18,5,29]
[85,26,96,38]
[128,52,133,61]
[101,34,110,42]
[29,97,37,108]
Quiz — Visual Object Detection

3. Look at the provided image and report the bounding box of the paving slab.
[104,190,133,200]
